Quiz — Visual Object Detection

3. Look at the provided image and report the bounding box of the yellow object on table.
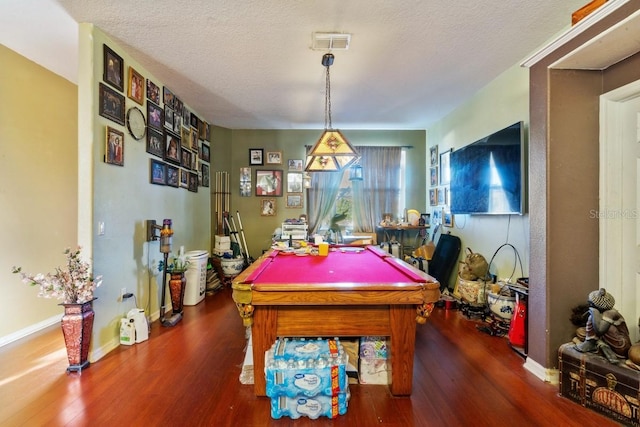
[318,242,329,256]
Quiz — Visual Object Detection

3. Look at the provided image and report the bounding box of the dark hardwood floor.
[0,287,619,426]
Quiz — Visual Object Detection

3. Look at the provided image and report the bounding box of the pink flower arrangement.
[13,247,102,304]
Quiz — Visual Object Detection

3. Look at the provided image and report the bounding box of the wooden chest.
[559,343,640,426]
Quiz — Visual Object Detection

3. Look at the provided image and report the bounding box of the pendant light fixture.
[305,53,359,172]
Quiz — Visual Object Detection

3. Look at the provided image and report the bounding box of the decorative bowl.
[220,258,244,277]
[487,291,516,320]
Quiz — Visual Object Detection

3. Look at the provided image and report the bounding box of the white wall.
[426,64,530,287]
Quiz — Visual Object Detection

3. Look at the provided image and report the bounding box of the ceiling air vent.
[312,32,351,50]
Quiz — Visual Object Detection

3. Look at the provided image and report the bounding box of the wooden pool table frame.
[232,246,440,396]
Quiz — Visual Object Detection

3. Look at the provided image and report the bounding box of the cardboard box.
[214,235,231,250]
[559,342,640,426]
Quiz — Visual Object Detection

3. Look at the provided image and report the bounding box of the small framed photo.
[288,159,303,171]
[260,198,276,216]
[429,188,438,206]
[199,120,208,140]
[166,164,179,188]
[147,79,160,104]
[164,105,174,129]
[180,126,190,149]
[173,112,182,133]
[249,148,264,166]
[430,167,438,187]
[286,194,303,209]
[200,142,210,162]
[105,126,124,166]
[174,98,183,116]
[188,172,198,192]
[180,148,191,169]
[240,167,251,182]
[182,108,191,129]
[164,131,181,164]
[437,187,445,205]
[146,128,164,158]
[127,67,144,105]
[439,149,451,185]
[190,128,198,150]
[103,44,123,92]
[240,181,251,197]
[163,86,175,109]
[147,101,163,131]
[287,172,303,193]
[201,163,210,188]
[443,211,455,228]
[179,168,189,188]
[150,159,166,185]
[266,151,282,165]
[99,83,125,125]
[190,113,199,130]
[255,170,283,196]
[430,145,439,167]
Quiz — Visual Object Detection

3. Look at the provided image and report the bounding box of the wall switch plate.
[98,221,105,236]
[120,287,126,301]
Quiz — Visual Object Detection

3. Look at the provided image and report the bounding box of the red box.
[559,343,640,426]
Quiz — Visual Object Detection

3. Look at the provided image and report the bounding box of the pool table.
[231,245,440,396]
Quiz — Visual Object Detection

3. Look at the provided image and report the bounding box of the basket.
[457,276,489,305]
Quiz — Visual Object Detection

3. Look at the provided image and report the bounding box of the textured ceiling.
[2,0,589,130]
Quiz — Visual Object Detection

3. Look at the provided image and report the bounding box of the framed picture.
[200,142,210,162]
[286,194,303,208]
[249,148,264,166]
[440,149,451,185]
[180,148,191,169]
[147,101,163,131]
[179,126,190,148]
[190,113,199,130]
[146,128,164,158]
[105,126,124,166]
[179,168,189,188]
[443,211,455,228]
[288,159,303,171]
[182,108,191,129]
[255,170,283,196]
[166,165,179,188]
[146,79,160,104]
[430,145,439,167]
[199,120,208,140]
[287,172,303,193]
[437,187,445,205]
[430,167,438,187]
[164,131,181,164]
[188,172,198,192]
[103,44,123,92]
[429,188,438,206]
[174,98,183,117]
[240,181,251,197]
[201,163,210,188]
[164,105,174,129]
[173,112,182,133]
[190,128,198,150]
[150,159,166,185]
[190,149,198,171]
[240,167,251,182]
[163,86,175,109]
[260,198,276,216]
[99,83,125,125]
[266,151,282,165]
[127,67,144,105]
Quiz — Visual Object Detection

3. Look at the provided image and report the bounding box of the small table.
[231,245,440,396]
[377,225,429,257]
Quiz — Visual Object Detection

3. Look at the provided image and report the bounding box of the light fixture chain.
[325,64,332,129]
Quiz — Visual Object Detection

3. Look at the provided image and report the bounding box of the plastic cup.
[318,242,329,256]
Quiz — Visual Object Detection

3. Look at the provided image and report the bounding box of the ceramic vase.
[60,298,96,373]
[169,272,186,314]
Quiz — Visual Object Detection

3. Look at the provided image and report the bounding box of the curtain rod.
[354,145,414,149]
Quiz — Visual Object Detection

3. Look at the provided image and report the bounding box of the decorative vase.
[60,298,96,373]
[169,272,186,314]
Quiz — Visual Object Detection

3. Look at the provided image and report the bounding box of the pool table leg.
[251,306,277,396]
[389,305,417,396]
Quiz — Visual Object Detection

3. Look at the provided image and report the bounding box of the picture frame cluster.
[99,43,211,192]
[242,149,305,214]
[429,145,453,227]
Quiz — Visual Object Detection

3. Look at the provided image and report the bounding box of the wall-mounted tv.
[450,121,526,215]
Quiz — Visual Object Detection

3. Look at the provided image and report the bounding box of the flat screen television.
[450,121,525,215]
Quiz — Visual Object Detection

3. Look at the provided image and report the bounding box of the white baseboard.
[0,314,60,348]
[523,356,560,384]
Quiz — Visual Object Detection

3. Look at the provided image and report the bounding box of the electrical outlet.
[120,287,126,301]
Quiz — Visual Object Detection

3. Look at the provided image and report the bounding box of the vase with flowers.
[13,247,102,372]
[160,250,190,315]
